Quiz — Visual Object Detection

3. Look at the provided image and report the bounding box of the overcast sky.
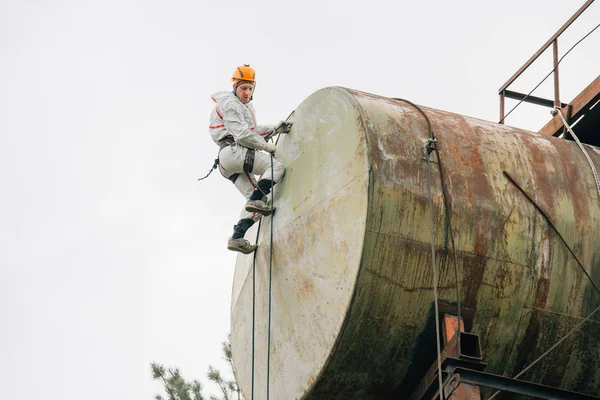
[0,0,598,399]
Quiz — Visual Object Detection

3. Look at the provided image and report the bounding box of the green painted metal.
[230,87,600,399]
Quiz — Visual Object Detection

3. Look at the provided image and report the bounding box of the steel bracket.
[422,139,439,164]
[443,373,461,398]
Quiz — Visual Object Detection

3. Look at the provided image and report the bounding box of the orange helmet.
[232,64,256,86]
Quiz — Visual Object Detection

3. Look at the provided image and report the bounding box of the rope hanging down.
[393,98,463,400]
[248,111,296,399]
[266,153,275,400]
[425,139,444,400]
[552,107,600,199]
[488,172,600,399]
[197,158,219,181]
[250,218,260,399]
[393,99,463,339]
[503,171,600,295]
[256,111,294,399]
[249,154,276,400]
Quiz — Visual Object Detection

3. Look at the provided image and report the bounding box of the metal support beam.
[504,90,568,108]
[449,367,600,400]
[499,91,505,124]
[409,310,600,400]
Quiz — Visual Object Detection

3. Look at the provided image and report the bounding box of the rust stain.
[233,88,600,399]
[298,275,315,298]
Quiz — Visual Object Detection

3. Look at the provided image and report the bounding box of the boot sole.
[245,205,274,216]
[227,244,257,254]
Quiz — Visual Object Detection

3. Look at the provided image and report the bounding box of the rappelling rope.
[487,171,600,399]
[248,162,275,400]
[250,218,261,399]
[238,112,296,400]
[264,111,295,399]
[553,107,600,199]
[266,153,275,400]
[393,98,463,400]
[393,99,463,338]
[250,143,281,400]
[425,142,444,400]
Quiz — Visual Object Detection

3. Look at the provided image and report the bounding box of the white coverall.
[209,91,286,222]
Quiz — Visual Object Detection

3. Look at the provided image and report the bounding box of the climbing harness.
[204,110,293,398]
[197,136,254,182]
[244,148,255,173]
[197,136,234,181]
[197,158,219,181]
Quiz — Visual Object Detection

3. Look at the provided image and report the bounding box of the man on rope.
[209,64,292,254]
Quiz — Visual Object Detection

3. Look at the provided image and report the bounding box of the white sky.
[0,0,598,398]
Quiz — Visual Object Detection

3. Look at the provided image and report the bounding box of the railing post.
[499,91,505,124]
[553,39,561,108]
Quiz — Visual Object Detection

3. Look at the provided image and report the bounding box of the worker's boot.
[227,219,257,254]
[227,237,257,254]
[245,199,272,216]
[246,179,275,216]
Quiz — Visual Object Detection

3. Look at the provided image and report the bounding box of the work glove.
[274,120,293,134]
[263,142,276,153]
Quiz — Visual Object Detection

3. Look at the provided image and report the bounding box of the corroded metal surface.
[230,87,600,399]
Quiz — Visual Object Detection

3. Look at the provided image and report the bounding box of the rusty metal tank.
[230,87,600,399]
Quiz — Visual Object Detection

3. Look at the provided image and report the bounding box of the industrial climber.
[209,64,292,254]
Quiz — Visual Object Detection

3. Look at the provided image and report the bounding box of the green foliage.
[150,362,204,400]
[151,335,240,400]
[206,335,240,400]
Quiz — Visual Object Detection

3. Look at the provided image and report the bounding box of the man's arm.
[222,106,270,151]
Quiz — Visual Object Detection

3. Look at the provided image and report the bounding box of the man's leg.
[227,171,261,254]
[245,151,285,215]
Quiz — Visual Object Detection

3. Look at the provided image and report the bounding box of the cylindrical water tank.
[230,87,600,399]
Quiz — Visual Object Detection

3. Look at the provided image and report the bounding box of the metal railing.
[498,0,595,124]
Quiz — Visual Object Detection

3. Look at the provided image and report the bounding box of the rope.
[248,111,292,399]
[266,153,275,400]
[500,22,600,124]
[250,218,262,400]
[425,143,445,400]
[263,111,297,398]
[503,171,600,294]
[553,108,600,199]
[488,304,600,400]
[393,98,463,379]
[197,158,219,181]
[487,171,600,398]
[249,152,277,400]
